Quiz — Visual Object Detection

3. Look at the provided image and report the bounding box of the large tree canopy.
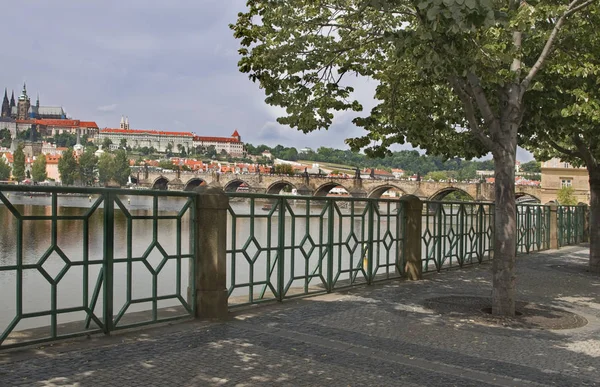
[520,6,600,272]
[232,0,598,315]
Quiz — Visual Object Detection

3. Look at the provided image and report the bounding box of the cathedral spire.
[1,88,9,117]
[10,90,15,107]
[36,93,40,107]
[20,82,27,99]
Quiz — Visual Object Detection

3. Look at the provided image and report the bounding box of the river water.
[0,194,490,333]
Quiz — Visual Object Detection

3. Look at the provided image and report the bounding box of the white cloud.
[97,104,118,112]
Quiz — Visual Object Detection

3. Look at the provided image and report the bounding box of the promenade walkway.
[1,245,599,386]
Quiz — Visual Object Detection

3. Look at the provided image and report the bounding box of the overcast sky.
[0,1,533,161]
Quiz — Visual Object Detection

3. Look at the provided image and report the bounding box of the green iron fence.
[0,185,195,349]
[226,193,405,307]
[558,205,587,247]
[421,201,494,273]
[0,183,590,348]
[516,204,550,254]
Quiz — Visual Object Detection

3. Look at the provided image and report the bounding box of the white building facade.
[97,128,194,153]
[192,130,245,157]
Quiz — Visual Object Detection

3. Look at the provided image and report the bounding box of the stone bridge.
[131,170,542,202]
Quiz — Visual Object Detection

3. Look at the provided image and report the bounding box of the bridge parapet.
[136,171,538,202]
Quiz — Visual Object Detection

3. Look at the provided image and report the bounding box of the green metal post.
[326,200,334,292]
[103,192,115,334]
[367,200,375,284]
[277,196,285,301]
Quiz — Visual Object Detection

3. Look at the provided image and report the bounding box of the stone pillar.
[189,186,229,319]
[547,202,559,250]
[400,195,423,280]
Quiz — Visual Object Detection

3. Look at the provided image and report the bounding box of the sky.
[1,0,533,161]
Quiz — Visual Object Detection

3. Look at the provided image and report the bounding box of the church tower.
[17,83,31,120]
[1,89,9,117]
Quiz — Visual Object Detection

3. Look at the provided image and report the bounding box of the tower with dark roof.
[10,90,15,108]
[17,83,31,120]
[1,89,9,117]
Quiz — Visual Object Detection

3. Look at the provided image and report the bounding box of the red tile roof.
[101,128,194,137]
[193,136,241,143]
[79,121,99,128]
[232,130,240,137]
[45,155,61,164]
[15,119,99,128]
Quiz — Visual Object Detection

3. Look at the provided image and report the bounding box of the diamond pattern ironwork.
[38,247,70,283]
[299,235,315,258]
[383,231,394,250]
[346,233,359,254]
[141,243,169,274]
[242,236,262,264]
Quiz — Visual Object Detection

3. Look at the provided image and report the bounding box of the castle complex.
[0,83,245,157]
[1,83,66,120]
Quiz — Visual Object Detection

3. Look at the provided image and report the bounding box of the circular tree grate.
[423,296,587,330]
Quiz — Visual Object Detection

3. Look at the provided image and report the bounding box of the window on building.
[561,179,572,187]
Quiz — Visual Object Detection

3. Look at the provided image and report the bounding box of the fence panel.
[558,205,587,247]
[516,204,550,254]
[226,193,405,307]
[0,185,195,349]
[421,201,494,273]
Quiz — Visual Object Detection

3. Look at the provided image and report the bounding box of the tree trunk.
[589,170,600,274]
[491,137,518,316]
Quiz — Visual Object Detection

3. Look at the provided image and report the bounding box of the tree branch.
[448,77,497,152]
[521,0,597,97]
[573,134,599,169]
[465,73,500,131]
[548,139,581,158]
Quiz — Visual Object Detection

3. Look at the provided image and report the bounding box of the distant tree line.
[245,144,500,177]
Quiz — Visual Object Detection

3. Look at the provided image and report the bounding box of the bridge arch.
[367,184,406,199]
[516,192,541,204]
[428,188,475,201]
[152,176,169,190]
[266,180,297,195]
[224,179,251,193]
[314,182,351,197]
[183,178,207,191]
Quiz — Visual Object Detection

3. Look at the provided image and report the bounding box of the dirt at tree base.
[423,296,588,330]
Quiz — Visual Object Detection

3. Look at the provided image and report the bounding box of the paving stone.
[0,245,599,386]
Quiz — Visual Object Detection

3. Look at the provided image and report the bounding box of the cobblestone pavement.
[1,245,599,386]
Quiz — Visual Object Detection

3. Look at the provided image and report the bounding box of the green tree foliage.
[54,132,77,147]
[519,7,600,273]
[79,148,98,186]
[232,0,597,315]
[112,150,131,186]
[0,157,11,180]
[102,138,113,151]
[274,163,295,176]
[557,186,578,206]
[12,144,26,182]
[97,153,114,185]
[120,138,127,149]
[31,154,47,182]
[520,161,541,173]
[17,126,39,142]
[158,160,176,170]
[58,149,78,185]
[249,144,494,176]
[424,171,448,182]
[0,128,11,148]
[206,145,217,158]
